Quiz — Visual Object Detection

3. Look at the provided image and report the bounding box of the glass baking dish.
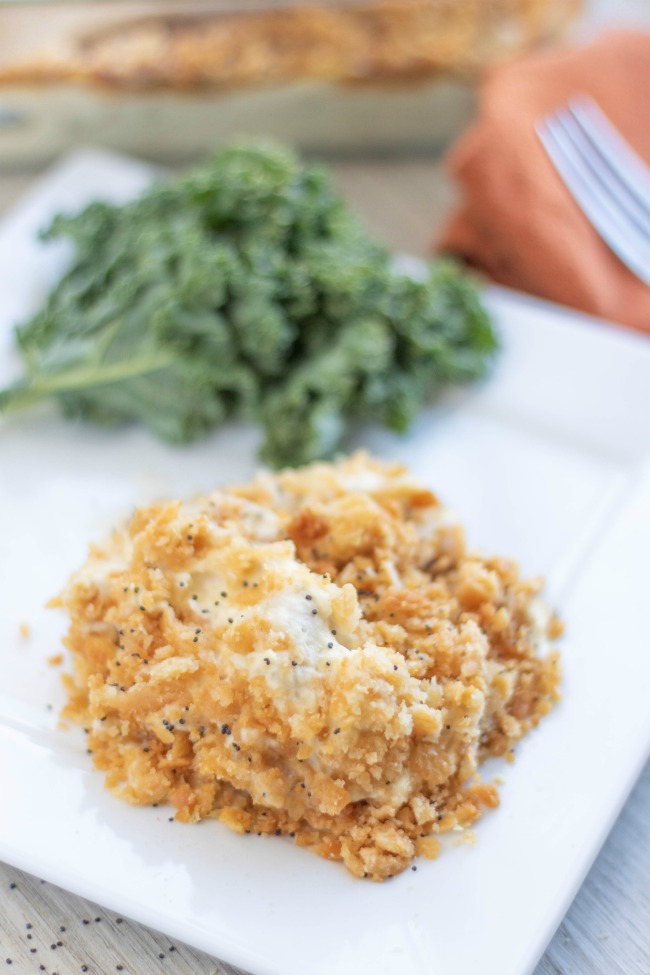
[0,0,583,169]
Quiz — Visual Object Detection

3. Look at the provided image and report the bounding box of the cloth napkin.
[437,31,650,334]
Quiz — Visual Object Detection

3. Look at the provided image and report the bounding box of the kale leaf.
[0,142,498,466]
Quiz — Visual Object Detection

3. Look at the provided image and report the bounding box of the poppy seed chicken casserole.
[58,454,562,880]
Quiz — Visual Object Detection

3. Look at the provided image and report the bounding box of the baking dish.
[0,0,583,167]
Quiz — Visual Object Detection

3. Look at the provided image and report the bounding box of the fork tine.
[553,107,650,241]
[542,114,650,270]
[537,117,650,286]
[568,96,650,218]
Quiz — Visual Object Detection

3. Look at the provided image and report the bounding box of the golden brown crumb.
[48,653,64,666]
[58,453,561,880]
[19,622,31,639]
[452,828,477,846]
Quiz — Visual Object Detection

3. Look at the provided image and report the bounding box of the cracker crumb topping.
[59,453,561,880]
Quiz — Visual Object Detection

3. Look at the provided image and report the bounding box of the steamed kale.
[0,143,498,466]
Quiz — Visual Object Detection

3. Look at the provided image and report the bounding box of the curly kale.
[0,142,498,466]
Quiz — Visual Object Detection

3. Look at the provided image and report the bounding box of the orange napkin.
[437,31,650,334]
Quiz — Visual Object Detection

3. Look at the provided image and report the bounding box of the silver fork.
[536,96,650,287]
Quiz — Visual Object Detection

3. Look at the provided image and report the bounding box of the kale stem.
[0,351,175,414]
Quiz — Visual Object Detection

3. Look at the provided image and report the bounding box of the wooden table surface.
[0,160,648,975]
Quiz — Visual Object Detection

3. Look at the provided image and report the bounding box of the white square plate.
[1,152,650,975]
